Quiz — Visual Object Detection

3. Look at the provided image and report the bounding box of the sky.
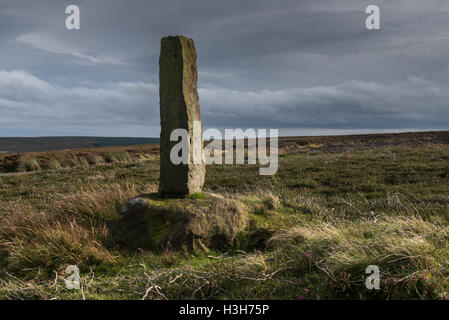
[0,0,449,137]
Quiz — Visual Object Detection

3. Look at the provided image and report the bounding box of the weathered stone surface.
[119,193,248,251]
[159,35,205,196]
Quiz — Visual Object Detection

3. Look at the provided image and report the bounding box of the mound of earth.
[119,193,248,252]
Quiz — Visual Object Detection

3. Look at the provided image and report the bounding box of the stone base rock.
[119,193,248,252]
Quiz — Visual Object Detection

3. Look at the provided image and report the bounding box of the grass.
[1,137,449,299]
[0,144,160,173]
[17,158,41,172]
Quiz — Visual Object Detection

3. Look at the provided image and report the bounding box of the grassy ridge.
[0,134,449,299]
[0,144,160,173]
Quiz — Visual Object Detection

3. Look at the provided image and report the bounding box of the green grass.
[1,144,449,299]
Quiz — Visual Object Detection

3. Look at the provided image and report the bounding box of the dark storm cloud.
[0,0,448,136]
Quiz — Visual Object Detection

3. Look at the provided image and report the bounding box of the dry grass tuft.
[268,216,445,280]
[0,183,157,275]
[44,159,62,170]
[17,158,41,172]
[240,189,282,216]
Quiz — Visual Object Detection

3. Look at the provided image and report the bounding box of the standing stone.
[159,36,205,196]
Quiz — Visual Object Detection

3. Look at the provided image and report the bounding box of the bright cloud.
[16,33,124,64]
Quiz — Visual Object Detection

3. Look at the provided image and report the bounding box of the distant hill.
[0,137,159,153]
